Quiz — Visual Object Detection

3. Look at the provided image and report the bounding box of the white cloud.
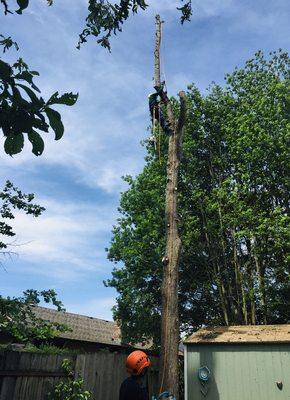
[195,0,235,17]
[0,197,116,281]
[66,297,116,321]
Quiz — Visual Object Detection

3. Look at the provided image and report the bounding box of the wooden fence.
[0,350,159,400]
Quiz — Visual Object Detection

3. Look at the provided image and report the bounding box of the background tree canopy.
[106,50,290,347]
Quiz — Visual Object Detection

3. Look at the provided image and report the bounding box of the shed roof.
[184,325,290,344]
[33,306,151,349]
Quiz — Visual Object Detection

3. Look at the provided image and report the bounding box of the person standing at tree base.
[119,350,151,400]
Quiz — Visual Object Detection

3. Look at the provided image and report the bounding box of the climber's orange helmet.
[126,350,151,376]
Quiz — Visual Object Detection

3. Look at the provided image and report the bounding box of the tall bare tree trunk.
[154,15,187,399]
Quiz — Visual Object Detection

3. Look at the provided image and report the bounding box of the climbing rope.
[158,104,161,163]
[152,105,157,151]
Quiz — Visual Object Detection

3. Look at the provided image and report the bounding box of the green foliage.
[0,0,53,15]
[177,0,192,24]
[0,0,192,51]
[48,359,92,400]
[0,289,69,342]
[0,40,78,156]
[15,0,29,15]
[78,0,193,50]
[78,0,148,50]
[106,51,290,346]
[0,34,18,52]
[0,180,45,251]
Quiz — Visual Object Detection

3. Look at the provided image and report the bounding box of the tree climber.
[148,82,172,136]
[119,350,151,400]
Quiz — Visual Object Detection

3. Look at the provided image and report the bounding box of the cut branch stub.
[162,256,169,264]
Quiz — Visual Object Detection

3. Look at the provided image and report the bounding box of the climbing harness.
[157,104,161,161]
[148,82,172,136]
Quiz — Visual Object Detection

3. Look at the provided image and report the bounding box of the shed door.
[186,344,290,400]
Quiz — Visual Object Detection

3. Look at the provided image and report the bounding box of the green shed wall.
[185,343,290,400]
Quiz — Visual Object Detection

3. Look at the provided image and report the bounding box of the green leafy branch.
[48,359,92,400]
[77,0,148,50]
[0,0,53,15]
[177,0,192,24]
[78,0,193,50]
[0,34,19,52]
[0,49,78,156]
[0,180,45,251]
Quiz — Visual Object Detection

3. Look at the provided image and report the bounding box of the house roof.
[33,306,151,349]
[183,325,290,344]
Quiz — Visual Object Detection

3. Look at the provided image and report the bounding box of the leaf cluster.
[0,180,45,250]
[0,43,78,156]
[0,34,18,52]
[78,0,193,50]
[0,0,53,15]
[48,359,92,400]
[177,0,192,24]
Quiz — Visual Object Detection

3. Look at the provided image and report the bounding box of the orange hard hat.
[126,350,151,376]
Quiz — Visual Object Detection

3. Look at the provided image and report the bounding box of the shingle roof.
[33,306,151,349]
[183,325,290,344]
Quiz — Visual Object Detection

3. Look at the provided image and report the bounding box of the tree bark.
[154,15,162,89]
[253,238,267,324]
[154,14,187,399]
[232,229,247,324]
[200,205,229,325]
[216,263,230,325]
[245,239,257,325]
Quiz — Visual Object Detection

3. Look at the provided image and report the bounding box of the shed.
[183,325,290,400]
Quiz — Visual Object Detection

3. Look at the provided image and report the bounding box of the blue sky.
[0,0,289,320]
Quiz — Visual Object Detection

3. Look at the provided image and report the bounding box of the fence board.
[0,350,159,400]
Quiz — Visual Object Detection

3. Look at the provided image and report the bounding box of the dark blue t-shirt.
[119,376,149,400]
